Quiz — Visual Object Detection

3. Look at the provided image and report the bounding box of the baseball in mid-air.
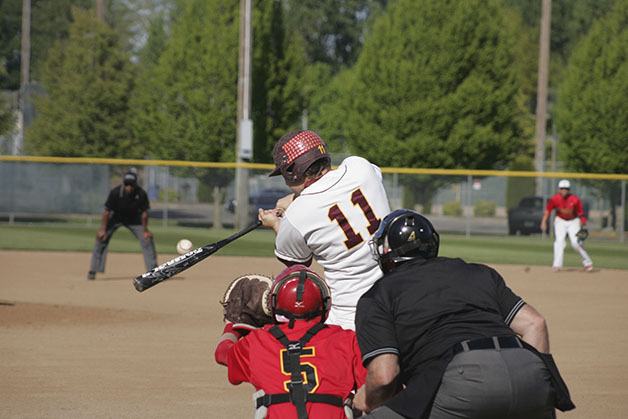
[176,239,193,255]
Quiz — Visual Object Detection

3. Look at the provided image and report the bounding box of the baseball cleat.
[584,264,593,272]
[87,271,96,280]
[552,267,561,273]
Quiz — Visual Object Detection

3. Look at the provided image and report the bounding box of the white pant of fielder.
[553,217,592,269]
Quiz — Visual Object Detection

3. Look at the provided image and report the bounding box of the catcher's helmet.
[269,265,331,324]
[371,209,440,273]
[269,130,330,186]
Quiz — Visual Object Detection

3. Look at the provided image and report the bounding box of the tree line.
[0,0,625,179]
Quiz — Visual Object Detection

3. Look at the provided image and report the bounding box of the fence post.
[620,180,626,243]
[392,172,399,209]
[9,161,16,225]
[541,177,548,241]
[212,186,222,230]
[162,166,169,229]
[465,175,472,239]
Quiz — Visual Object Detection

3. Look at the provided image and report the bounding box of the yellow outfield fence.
[0,155,626,241]
[1,155,627,180]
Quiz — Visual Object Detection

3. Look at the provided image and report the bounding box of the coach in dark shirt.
[354,209,573,419]
[87,170,157,280]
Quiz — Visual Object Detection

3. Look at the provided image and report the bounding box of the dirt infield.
[1,251,627,418]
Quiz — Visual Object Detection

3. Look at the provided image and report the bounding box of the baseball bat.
[133,220,262,292]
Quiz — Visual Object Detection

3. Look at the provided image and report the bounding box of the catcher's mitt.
[576,228,589,245]
[220,274,273,328]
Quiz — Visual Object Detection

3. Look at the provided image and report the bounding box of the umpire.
[87,170,157,280]
[354,209,574,419]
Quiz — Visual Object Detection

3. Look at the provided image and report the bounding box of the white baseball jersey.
[275,156,391,329]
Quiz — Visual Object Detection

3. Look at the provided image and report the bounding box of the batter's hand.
[96,228,107,241]
[276,193,295,211]
[258,208,282,232]
[143,229,153,239]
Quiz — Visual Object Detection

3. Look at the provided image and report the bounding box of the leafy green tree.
[556,0,627,174]
[137,12,170,68]
[26,8,136,157]
[317,0,529,208]
[130,0,238,162]
[0,60,15,138]
[331,0,528,168]
[0,0,24,90]
[0,0,93,90]
[283,0,387,70]
[505,0,615,78]
[555,0,628,227]
[251,0,305,163]
[0,95,13,137]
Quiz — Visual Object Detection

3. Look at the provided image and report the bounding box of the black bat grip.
[133,276,153,292]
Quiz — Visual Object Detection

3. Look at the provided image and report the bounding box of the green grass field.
[1,223,627,270]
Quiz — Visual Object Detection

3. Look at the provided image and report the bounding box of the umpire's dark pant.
[364,348,555,419]
[89,222,157,273]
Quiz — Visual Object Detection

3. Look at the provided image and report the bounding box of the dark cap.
[269,130,330,184]
[123,171,137,186]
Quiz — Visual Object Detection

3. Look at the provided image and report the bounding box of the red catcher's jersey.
[546,193,586,223]
[226,319,366,419]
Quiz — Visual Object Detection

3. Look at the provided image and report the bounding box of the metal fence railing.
[1,156,626,242]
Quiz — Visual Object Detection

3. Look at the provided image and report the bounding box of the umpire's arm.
[510,304,550,353]
[141,210,153,238]
[356,354,400,412]
[96,209,111,240]
[355,289,401,412]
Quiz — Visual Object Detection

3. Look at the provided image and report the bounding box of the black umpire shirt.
[104,185,150,225]
[355,256,525,419]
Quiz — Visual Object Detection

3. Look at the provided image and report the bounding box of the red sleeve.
[214,337,235,366]
[545,195,556,212]
[213,323,251,385]
[226,335,252,385]
[575,196,587,224]
[351,332,368,388]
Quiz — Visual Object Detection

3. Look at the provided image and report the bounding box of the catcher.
[214,265,366,419]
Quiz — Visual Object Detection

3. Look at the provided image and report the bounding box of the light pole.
[534,0,551,196]
[15,0,31,155]
[235,0,253,229]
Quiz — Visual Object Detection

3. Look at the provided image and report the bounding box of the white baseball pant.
[326,306,357,331]
[553,217,592,268]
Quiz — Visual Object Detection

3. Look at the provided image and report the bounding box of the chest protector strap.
[256,323,343,419]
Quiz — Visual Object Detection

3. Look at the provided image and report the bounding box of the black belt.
[256,393,344,409]
[453,336,522,355]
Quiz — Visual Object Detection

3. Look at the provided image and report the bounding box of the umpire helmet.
[371,209,440,273]
[268,265,331,325]
[269,130,331,186]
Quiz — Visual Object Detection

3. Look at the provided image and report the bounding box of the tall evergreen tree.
[556,0,628,174]
[283,0,387,70]
[0,0,93,90]
[314,0,529,209]
[0,61,15,137]
[130,0,238,162]
[327,0,528,169]
[26,8,136,157]
[556,1,627,228]
[251,0,305,162]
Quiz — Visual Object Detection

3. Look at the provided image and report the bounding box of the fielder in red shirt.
[540,179,593,271]
[215,265,366,419]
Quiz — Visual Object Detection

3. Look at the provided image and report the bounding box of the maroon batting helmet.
[268,265,331,324]
[269,130,331,186]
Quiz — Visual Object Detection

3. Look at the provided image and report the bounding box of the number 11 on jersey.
[328,188,381,249]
